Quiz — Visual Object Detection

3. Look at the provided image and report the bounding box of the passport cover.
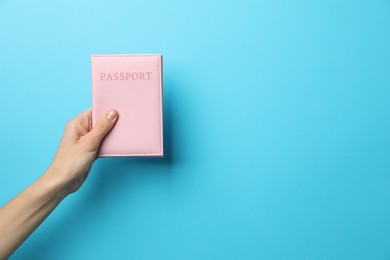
[91,54,163,157]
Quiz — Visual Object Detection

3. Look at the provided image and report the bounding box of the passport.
[91,54,163,157]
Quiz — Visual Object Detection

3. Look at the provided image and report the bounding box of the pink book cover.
[91,54,163,157]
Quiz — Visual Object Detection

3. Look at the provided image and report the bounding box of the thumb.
[86,109,119,150]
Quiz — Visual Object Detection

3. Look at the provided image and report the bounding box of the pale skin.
[0,108,119,259]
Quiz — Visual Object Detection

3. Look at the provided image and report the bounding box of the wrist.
[39,166,72,200]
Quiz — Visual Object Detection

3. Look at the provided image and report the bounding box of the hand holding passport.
[0,54,165,258]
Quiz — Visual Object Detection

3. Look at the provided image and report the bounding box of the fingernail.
[106,110,118,120]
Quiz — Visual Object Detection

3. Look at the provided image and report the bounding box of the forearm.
[0,168,68,259]
[0,108,117,259]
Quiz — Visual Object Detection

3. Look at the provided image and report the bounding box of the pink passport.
[91,54,163,157]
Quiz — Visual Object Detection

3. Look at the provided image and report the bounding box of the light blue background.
[0,0,390,259]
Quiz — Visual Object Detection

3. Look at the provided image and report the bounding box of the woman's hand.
[0,108,118,259]
[47,108,119,195]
